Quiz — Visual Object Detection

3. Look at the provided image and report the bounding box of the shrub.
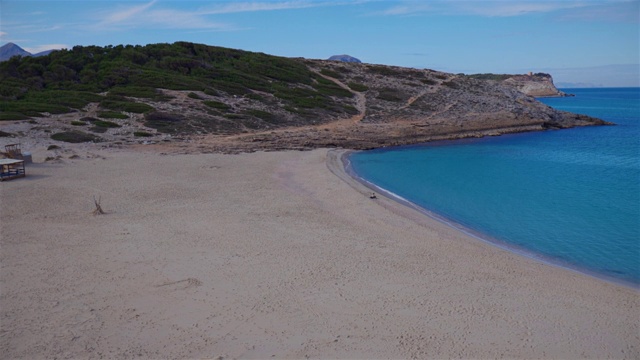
[376,88,403,102]
[133,131,153,137]
[97,111,129,119]
[92,119,121,128]
[100,99,153,113]
[347,82,368,92]
[203,100,230,111]
[51,131,101,143]
[109,86,169,100]
[71,120,87,126]
[0,112,30,121]
[319,68,342,79]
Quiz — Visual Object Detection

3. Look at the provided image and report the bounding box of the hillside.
[0,42,607,153]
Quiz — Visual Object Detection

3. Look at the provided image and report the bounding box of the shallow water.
[349,88,640,285]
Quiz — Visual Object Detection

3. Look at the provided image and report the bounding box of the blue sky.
[1,0,638,87]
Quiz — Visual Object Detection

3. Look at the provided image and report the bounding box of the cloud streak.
[101,0,158,25]
[375,0,632,18]
[93,1,230,31]
[199,1,319,14]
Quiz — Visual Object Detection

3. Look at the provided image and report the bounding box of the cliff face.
[502,73,568,97]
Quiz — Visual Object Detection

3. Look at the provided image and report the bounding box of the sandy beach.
[1,147,638,359]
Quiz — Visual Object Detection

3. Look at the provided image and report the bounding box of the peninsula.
[0,42,607,153]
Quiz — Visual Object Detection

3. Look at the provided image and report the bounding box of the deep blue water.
[349,88,640,286]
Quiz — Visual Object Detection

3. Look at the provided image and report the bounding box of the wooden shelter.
[0,159,25,181]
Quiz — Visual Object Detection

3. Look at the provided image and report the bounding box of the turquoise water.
[349,88,640,286]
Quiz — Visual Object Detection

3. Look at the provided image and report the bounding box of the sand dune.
[1,148,638,359]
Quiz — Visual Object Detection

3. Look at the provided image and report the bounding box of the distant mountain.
[32,49,56,57]
[0,43,31,61]
[0,42,57,62]
[328,54,361,63]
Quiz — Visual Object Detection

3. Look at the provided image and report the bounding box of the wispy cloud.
[455,1,589,17]
[0,31,7,39]
[375,0,631,18]
[376,3,432,16]
[101,0,158,25]
[558,0,640,22]
[90,0,366,32]
[93,1,231,31]
[199,1,320,14]
[200,0,374,14]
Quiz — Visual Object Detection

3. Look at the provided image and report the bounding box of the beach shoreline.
[333,148,640,290]
[1,147,638,359]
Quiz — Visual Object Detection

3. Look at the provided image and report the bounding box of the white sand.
[1,148,638,359]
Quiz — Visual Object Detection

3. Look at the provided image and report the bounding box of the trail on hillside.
[312,70,367,125]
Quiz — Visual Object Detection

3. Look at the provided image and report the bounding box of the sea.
[348,87,640,287]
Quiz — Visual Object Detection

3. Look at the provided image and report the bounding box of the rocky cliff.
[502,73,568,97]
[468,73,568,97]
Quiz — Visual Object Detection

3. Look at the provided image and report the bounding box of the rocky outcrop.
[502,73,569,97]
[328,55,362,63]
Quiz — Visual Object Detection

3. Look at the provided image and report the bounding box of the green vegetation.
[0,42,355,121]
[313,76,353,98]
[187,92,203,99]
[51,131,101,143]
[442,80,461,89]
[367,65,403,77]
[376,88,403,102]
[99,96,153,113]
[108,86,171,100]
[0,112,30,121]
[348,82,368,92]
[467,73,513,81]
[143,111,186,134]
[420,78,438,85]
[91,119,121,128]
[97,111,129,119]
[246,109,274,120]
[319,68,343,79]
[71,120,87,126]
[203,100,230,111]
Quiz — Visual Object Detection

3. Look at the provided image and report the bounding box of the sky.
[1,0,638,87]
